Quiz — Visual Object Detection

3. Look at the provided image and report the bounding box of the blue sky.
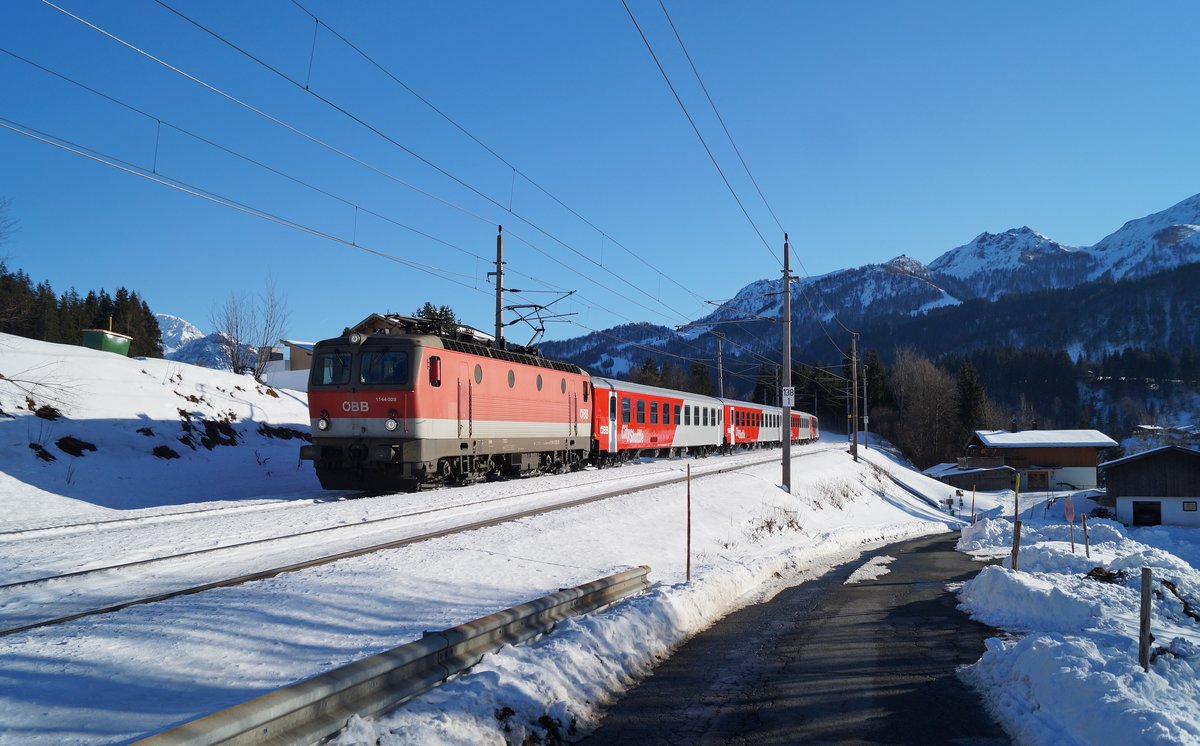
[2,0,1198,345]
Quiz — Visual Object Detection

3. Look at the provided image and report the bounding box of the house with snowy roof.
[963,429,1118,491]
[1100,446,1200,527]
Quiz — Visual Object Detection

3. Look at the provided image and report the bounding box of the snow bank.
[957,518,1200,745]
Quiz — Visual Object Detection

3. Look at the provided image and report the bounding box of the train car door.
[608,390,618,453]
[458,362,470,438]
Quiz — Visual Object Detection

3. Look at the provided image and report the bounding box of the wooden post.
[1139,568,1152,672]
[1082,513,1091,559]
[1070,523,1075,554]
[1014,473,1021,522]
[971,484,977,524]
[1011,520,1022,572]
[686,464,692,583]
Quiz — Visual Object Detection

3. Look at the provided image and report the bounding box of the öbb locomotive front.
[299,317,592,491]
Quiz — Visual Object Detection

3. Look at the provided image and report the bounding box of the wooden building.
[965,429,1118,490]
[1101,446,1200,527]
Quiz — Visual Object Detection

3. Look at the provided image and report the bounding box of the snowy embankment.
[958,517,1200,745]
[0,333,965,745]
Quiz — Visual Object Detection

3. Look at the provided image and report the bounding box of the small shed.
[967,429,1118,490]
[923,461,1016,491]
[1100,446,1200,527]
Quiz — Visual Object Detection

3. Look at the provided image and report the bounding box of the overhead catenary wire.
[147,0,700,326]
[621,0,781,267]
[0,118,487,290]
[285,0,718,315]
[30,0,707,332]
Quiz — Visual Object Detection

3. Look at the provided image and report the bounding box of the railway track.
[1,448,813,637]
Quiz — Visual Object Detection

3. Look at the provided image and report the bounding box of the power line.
[657,0,785,237]
[621,0,781,267]
[0,117,487,290]
[148,0,700,326]
[285,0,720,316]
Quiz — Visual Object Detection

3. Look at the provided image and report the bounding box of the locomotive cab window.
[312,351,351,386]
[360,350,410,386]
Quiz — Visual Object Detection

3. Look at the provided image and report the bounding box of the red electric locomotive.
[300,315,591,491]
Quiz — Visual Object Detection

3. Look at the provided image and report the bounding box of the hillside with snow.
[0,332,317,523]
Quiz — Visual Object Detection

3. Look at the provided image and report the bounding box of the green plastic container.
[81,329,133,356]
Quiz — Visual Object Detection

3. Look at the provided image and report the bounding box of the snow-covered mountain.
[155,313,253,371]
[929,227,1091,300]
[930,192,1200,299]
[1090,192,1200,281]
[155,313,205,356]
[542,191,1200,384]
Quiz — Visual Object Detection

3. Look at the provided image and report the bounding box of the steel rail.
[0,449,807,637]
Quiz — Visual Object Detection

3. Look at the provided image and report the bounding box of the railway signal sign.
[782,387,795,407]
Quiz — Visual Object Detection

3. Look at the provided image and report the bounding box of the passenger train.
[299,315,819,491]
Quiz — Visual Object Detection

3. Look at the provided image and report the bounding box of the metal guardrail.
[137,566,652,746]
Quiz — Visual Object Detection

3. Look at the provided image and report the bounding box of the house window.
[1185,501,1198,512]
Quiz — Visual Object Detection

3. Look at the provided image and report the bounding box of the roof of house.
[1100,445,1200,470]
[923,462,1017,479]
[973,429,1118,449]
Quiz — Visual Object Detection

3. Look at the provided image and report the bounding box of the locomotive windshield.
[360,350,410,386]
[311,350,351,386]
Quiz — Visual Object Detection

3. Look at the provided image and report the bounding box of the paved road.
[580,532,1009,745]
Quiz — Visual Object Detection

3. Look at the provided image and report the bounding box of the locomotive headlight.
[317,417,330,431]
[385,418,399,432]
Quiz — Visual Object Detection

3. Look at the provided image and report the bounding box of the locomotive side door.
[457,362,469,439]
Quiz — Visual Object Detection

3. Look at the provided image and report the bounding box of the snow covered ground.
[2,332,1197,745]
[958,517,1200,745]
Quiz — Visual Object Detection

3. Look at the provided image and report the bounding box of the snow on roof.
[923,462,1016,478]
[1100,445,1200,470]
[974,429,1118,449]
[280,340,315,351]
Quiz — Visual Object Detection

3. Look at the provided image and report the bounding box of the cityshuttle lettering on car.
[622,427,646,445]
[342,401,370,413]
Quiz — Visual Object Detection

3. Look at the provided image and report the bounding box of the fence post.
[686,464,692,583]
[1011,520,1022,572]
[1082,513,1090,559]
[1140,568,1152,672]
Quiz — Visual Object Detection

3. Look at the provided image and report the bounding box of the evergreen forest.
[0,262,163,358]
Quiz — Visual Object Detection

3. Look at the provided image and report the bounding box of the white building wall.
[1050,466,1099,489]
[1116,496,1200,528]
